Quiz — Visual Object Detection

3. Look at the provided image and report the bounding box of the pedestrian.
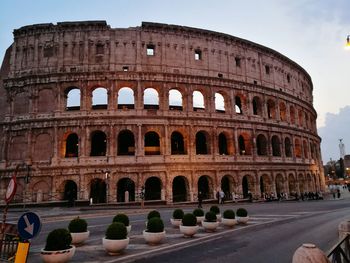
[216,191,220,204]
[198,191,203,208]
[232,192,238,203]
[332,191,336,199]
[337,188,341,199]
[220,190,225,204]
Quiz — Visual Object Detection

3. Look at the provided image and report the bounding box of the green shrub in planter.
[193,208,204,217]
[113,213,129,226]
[172,209,184,219]
[236,208,248,217]
[147,217,164,233]
[223,209,235,219]
[147,210,161,220]
[105,222,127,240]
[182,213,197,226]
[68,217,88,233]
[205,211,217,222]
[44,228,72,251]
[210,205,220,215]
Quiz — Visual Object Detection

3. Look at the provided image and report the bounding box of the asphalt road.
[5,195,350,263]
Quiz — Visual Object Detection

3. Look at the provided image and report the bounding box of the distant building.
[0,21,325,204]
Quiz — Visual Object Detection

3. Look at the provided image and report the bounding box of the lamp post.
[104,170,110,204]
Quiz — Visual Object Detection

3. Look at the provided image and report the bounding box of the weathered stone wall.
[0,21,324,204]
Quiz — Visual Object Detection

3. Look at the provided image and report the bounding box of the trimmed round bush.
[147,217,164,233]
[105,222,127,240]
[223,209,235,219]
[182,213,197,226]
[193,208,204,217]
[205,211,217,222]
[44,228,72,251]
[236,208,248,217]
[68,217,88,233]
[147,210,161,220]
[172,209,184,219]
[210,205,220,215]
[113,213,129,226]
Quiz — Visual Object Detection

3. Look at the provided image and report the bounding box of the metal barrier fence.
[328,234,350,263]
[0,234,18,263]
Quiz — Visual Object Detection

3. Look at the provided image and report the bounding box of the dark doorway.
[260,177,264,196]
[90,131,107,156]
[221,176,231,198]
[117,178,135,202]
[218,133,228,155]
[90,178,106,203]
[198,176,210,199]
[144,132,160,155]
[63,180,77,201]
[196,131,208,154]
[171,132,185,154]
[172,176,188,202]
[145,177,161,200]
[242,176,249,198]
[118,130,135,155]
[65,133,79,157]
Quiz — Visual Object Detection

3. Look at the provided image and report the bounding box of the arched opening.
[284,137,292,157]
[118,87,134,109]
[117,130,135,155]
[275,174,284,195]
[221,175,232,199]
[267,99,276,119]
[252,96,262,116]
[242,176,249,198]
[65,87,80,111]
[117,178,135,202]
[295,138,302,158]
[65,133,79,157]
[144,88,159,109]
[238,135,246,155]
[196,131,209,154]
[290,106,296,124]
[298,174,305,193]
[172,176,188,202]
[198,176,211,199]
[303,140,309,159]
[215,93,225,113]
[304,113,309,129]
[169,89,183,110]
[145,177,161,200]
[271,135,281,157]
[260,177,264,196]
[63,180,78,201]
[279,102,287,121]
[193,91,205,111]
[288,174,297,194]
[235,96,243,114]
[90,131,107,156]
[144,131,160,155]
[256,134,268,156]
[171,131,185,154]
[218,133,228,155]
[298,109,304,127]
[90,178,106,203]
[92,87,108,109]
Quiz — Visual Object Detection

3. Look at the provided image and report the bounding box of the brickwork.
[0,21,324,204]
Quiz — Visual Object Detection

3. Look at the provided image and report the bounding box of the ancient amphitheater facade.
[0,21,325,204]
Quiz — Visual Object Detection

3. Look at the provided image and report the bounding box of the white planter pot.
[143,230,166,244]
[40,245,76,263]
[170,218,182,227]
[221,218,237,227]
[102,237,129,255]
[196,216,205,224]
[236,216,249,224]
[202,221,219,232]
[71,231,90,245]
[179,225,199,237]
[216,214,222,221]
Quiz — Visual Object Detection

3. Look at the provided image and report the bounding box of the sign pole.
[0,165,19,256]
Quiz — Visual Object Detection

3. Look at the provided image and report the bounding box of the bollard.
[292,243,330,263]
[338,220,350,240]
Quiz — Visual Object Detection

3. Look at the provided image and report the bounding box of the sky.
[0,0,349,163]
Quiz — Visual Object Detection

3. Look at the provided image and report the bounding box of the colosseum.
[0,21,325,205]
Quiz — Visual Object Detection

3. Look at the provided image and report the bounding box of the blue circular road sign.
[17,212,42,240]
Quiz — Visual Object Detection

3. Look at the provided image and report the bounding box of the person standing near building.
[219,190,225,204]
[198,191,203,208]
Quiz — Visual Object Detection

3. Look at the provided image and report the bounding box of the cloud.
[318,106,350,162]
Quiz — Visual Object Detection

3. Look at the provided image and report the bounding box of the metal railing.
[328,234,350,263]
[0,234,18,262]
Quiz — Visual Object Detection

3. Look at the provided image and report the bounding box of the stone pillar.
[137,124,143,156]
